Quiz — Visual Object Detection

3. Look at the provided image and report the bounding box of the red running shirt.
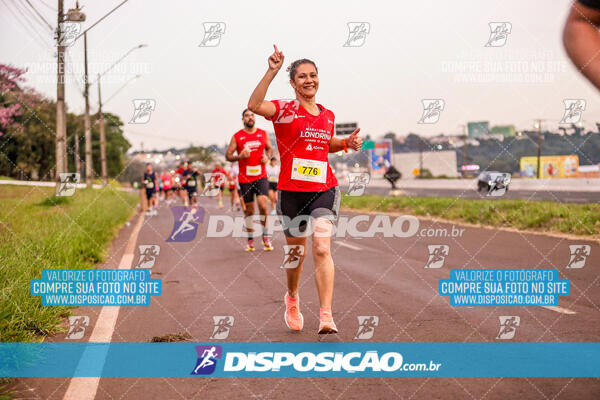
[233,128,268,183]
[265,99,337,192]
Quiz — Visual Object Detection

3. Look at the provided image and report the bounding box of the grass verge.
[341,194,600,238]
[0,185,138,342]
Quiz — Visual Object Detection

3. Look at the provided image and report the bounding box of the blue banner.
[30,269,161,306]
[1,342,599,377]
[439,269,569,306]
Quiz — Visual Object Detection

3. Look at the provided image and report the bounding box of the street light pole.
[535,119,542,179]
[97,74,107,185]
[55,0,67,181]
[83,32,93,186]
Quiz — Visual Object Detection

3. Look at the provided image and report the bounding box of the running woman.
[211,162,229,209]
[266,157,280,215]
[248,45,362,334]
[143,163,159,216]
[175,162,188,206]
[182,163,199,206]
[225,109,274,251]
[161,170,173,203]
[228,163,243,211]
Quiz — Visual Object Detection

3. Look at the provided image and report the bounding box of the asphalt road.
[14,195,600,399]
[363,186,600,203]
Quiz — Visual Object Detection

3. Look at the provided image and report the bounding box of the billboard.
[490,125,516,137]
[520,155,579,178]
[369,140,393,175]
[467,121,489,138]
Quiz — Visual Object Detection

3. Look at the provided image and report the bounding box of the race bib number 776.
[291,158,327,183]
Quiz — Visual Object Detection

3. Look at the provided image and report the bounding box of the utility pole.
[83,32,93,187]
[55,0,67,181]
[97,74,107,186]
[418,138,424,177]
[460,124,468,177]
[535,119,543,179]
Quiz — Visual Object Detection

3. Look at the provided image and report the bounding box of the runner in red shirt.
[175,162,188,206]
[211,163,230,209]
[225,109,274,251]
[247,45,362,334]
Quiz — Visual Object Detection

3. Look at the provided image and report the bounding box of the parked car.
[477,171,510,192]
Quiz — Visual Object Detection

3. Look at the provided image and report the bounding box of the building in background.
[467,121,490,138]
[490,125,516,137]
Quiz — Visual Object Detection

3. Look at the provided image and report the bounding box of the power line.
[24,0,53,31]
[1,0,53,53]
[36,0,56,12]
[13,0,52,33]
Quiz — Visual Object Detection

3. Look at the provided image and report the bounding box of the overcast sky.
[1,0,598,151]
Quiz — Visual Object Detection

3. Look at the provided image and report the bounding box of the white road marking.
[335,241,362,251]
[542,305,577,314]
[63,212,145,400]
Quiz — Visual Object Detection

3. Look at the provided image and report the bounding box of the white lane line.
[541,305,577,315]
[63,212,145,400]
[335,241,362,251]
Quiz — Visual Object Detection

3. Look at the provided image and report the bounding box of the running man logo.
[496,316,520,340]
[485,22,512,47]
[560,99,586,124]
[56,173,80,197]
[191,345,222,375]
[201,172,227,197]
[281,245,304,269]
[424,245,449,269]
[58,22,81,47]
[129,99,156,124]
[343,22,371,47]
[167,206,204,242]
[418,99,445,124]
[199,22,226,47]
[566,245,591,269]
[354,316,379,340]
[487,173,511,197]
[135,245,161,269]
[210,316,235,340]
[274,100,299,124]
[65,316,89,340]
[347,172,371,196]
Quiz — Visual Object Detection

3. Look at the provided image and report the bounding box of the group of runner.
[144,45,363,335]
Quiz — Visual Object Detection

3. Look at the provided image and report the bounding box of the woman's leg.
[311,217,334,309]
[284,235,307,297]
